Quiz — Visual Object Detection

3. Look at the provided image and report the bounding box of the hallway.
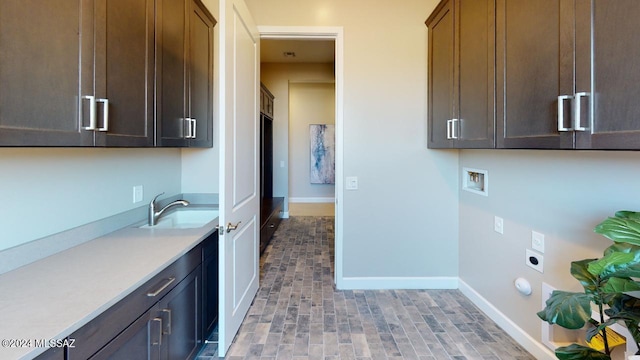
[200,217,534,359]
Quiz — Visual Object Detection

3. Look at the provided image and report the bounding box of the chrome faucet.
[148,192,190,226]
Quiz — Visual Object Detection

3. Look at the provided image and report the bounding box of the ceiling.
[261,39,335,64]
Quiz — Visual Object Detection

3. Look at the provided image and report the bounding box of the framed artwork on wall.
[309,124,335,184]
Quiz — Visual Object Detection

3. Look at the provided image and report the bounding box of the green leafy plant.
[538,211,640,360]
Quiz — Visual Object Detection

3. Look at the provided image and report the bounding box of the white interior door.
[218,0,260,356]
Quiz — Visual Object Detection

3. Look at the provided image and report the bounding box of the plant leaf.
[595,216,640,246]
[585,319,617,342]
[600,277,640,293]
[587,252,635,276]
[537,290,592,329]
[605,294,640,346]
[571,259,599,293]
[555,344,611,360]
[604,242,640,256]
[614,211,640,221]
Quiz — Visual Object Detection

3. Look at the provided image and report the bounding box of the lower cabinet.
[65,232,219,360]
[33,347,65,360]
[90,267,201,360]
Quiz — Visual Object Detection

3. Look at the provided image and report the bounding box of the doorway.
[258,26,345,287]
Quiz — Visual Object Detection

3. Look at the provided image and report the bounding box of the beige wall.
[459,150,640,349]
[247,0,460,280]
[245,0,640,355]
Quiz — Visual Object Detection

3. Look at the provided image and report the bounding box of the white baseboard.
[281,211,290,219]
[338,276,458,290]
[289,197,335,203]
[458,279,556,360]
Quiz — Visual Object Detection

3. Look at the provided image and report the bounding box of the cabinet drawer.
[260,203,282,253]
[261,214,281,241]
[68,245,201,359]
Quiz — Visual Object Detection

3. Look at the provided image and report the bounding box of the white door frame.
[258,26,345,288]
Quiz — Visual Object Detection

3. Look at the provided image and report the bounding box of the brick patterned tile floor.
[197,217,535,360]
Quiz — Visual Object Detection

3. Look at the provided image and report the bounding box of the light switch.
[532,231,545,253]
[494,216,504,234]
[133,185,143,203]
[346,176,358,190]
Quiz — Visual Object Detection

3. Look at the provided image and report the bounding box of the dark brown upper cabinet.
[0,0,214,148]
[426,0,496,149]
[0,0,155,147]
[157,0,215,148]
[0,0,94,146]
[94,0,156,147]
[429,0,640,150]
[497,0,640,150]
[495,0,575,149]
[574,1,640,149]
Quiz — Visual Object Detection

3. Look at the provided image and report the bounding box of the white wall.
[289,82,335,201]
[0,148,181,252]
[246,0,459,282]
[261,63,335,212]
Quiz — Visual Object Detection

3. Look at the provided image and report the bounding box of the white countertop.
[0,217,218,359]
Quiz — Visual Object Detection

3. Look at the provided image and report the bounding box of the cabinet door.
[426,0,455,149]
[575,0,640,149]
[34,347,66,360]
[93,0,155,147]
[158,0,189,147]
[89,311,161,360]
[158,267,201,360]
[455,0,495,148]
[496,0,574,149]
[0,0,94,146]
[187,0,216,148]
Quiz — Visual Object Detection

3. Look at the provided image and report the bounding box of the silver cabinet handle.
[191,118,197,139]
[557,95,574,131]
[151,317,163,346]
[82,95,96,130]
[184,118,192,139]
[451,118,459,139]
[574,92,589,131]
[161,309,172,335]
[226,221,241,233]
[446,119,452,139]
[97,98,109,132]
[147,277,176,297]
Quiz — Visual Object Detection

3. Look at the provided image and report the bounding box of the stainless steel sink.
[138,208,219,229]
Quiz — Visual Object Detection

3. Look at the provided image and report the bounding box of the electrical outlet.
[532,231,545,253]
[133,185,143,203]
[526,249,544,273]
[494,216,504,234]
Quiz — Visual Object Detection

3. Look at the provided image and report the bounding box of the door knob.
[226,221,241,233]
